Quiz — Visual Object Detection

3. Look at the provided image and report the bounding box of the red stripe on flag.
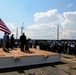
[0,24,10,32]
[0,27,11,34]
[0,19,11,34]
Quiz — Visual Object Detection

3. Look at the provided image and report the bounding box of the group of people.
[3,32,76,58]
[19,33,30,52]
[3,32,29,52]
[33,41,76,57]
[3,32,14,52]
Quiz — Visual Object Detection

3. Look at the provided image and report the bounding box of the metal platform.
[0,48,61,69]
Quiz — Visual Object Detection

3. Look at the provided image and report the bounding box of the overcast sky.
[0,0,76,40]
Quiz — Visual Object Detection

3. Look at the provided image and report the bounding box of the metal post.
[20,23,24,35]
[57,25,59,40]
[16,27,18,39]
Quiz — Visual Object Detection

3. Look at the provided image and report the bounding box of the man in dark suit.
[10,34,14,49]
[20,33,26,52]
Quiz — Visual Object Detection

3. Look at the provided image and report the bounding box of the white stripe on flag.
[0,18,11,34]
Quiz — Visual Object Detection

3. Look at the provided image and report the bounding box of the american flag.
[0,18,11,34]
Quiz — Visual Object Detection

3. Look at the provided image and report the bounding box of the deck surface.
[0,48,57,57]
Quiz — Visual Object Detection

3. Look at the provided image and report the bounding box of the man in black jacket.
[10,34,14,49]
[20,33,26,52]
